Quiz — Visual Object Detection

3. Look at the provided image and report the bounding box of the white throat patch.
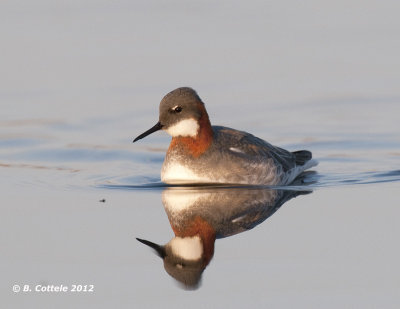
[169,236,203,260]
[165,118,199,137]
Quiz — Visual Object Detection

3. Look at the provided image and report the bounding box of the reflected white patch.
[165,118,199,137]
[163,190,206,212]
[162,189,213,213]
[232,214,248,223]
[169,236,203,260]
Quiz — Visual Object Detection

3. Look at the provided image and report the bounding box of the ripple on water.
[314,169,400,187]
[1,115,399,191]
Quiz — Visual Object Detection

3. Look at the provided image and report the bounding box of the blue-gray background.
[1,1,399,308]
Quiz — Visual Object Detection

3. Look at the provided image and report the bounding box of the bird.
[133,87,317,185]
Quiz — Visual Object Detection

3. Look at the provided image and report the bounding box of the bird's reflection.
[137,186,311,290]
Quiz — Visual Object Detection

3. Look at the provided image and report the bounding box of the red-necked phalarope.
[133,87,317,185]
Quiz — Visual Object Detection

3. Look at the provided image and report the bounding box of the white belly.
[161,161,211,184]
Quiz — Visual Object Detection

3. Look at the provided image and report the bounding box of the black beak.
[136,237,166,258]
[133,122,163,143]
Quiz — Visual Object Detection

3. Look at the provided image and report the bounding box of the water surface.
[1,1,400,308]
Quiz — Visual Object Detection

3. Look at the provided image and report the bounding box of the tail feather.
[292,150,312,166]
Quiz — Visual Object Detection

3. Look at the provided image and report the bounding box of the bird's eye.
[173,106,182,113]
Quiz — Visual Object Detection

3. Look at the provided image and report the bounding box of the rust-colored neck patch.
[168,102,213,158]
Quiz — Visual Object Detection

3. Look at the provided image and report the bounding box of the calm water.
[1,1,400,308]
